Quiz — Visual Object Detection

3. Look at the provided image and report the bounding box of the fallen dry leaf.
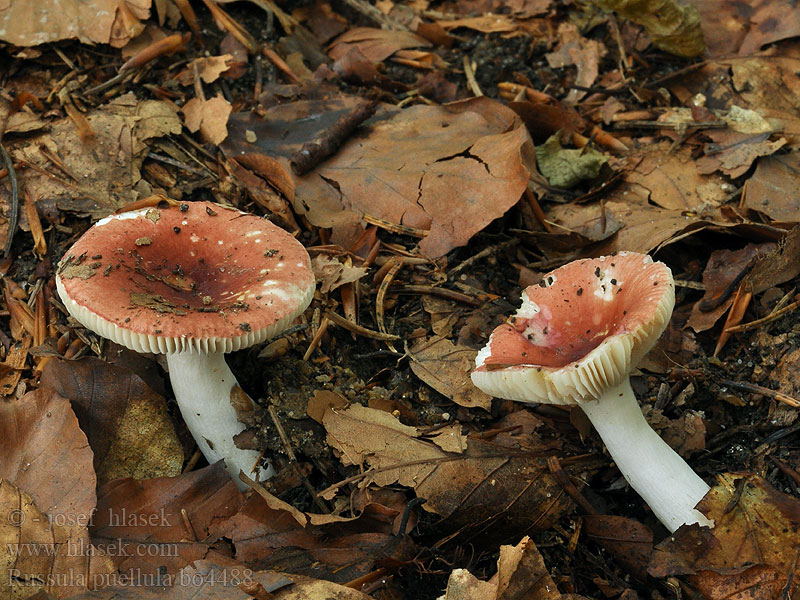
[696,130,785,179]
[0,388,115,598]
[328,27,432,62]
[435,15,518,34]
[297,98,535,257]
[409,336,493,410]
[696,0,800,56]
[10,93,181,218]
[583,515,653,582]
[595,0,705,57]
[39,358,183,482]
[211,483,407,583]
[322,404,578,543]
[440,536,591,599]
[311,254,368,293]
[176,55,233,86]
[743,154,800,221]
[0,0,150,47]
[182,96,231,145]
[225,96,535,256]
[545,23,605,105]
[649,473,800,599]
[92,464,244,578]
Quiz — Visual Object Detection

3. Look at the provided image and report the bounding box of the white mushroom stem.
[166,351,273,490]
[578,380,713,532]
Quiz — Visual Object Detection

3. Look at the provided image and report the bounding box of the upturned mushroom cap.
[56,201,315,354]
[471,252,674,404]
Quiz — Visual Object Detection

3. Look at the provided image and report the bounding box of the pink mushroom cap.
[56,201,315,354]
[471,252,675,404]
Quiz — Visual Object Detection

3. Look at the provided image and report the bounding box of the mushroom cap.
[471,252,674,404]
[56,201,315,354]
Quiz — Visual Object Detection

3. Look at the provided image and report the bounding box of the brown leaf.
[0,0,149,47]
[545,24,605,104]
[697,0,800,56]
[39,358,183,482]
[696,130,785,178]
[743,154,800,221]
[92,464,244,578]
[11,94,181,218]
[295,98,535,257]
[223,96,534,256]
[176,55,233,86]
[182,96,231,145]
[0,388,115,598]
[649,473,800,599]
[311,254,368,294]
[328,27,432,62]
[322,404,576,543]
[583,515,653,582]
[441,536,592,599]
[625,145,729,211]
[211,488,405,583]
[409,336,493,410]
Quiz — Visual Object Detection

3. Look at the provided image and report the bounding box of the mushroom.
[471,252,712,532]
[56,201,315,489]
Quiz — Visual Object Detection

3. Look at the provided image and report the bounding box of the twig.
[363,214,428,238]
[267,405,329,513]
[718,378,800,408]
[325,310,400,340]
[290,100,378,175]
[699,261,755,312]
[1,145,19,258]
[303,316,329,360]
[725,296,800,333]
[547,456,599,515]
[376,260,402,351]
[338,0,407,30]
[463,55,483,97]
[451,239,519,277]
[391,284,483,307]
[262,47,300,83]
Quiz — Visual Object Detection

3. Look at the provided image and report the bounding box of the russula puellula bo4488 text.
[471,252,712,532]
[56,201,315,490]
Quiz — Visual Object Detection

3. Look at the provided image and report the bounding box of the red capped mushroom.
[56,201,315,489]
[472,252,712,532]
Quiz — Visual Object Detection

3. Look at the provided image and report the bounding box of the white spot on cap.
[218,240,223,245]
[190,233,200,243]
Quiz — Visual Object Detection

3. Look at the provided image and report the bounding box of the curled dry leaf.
[182,96,232,146]
[545,23,605,105]
[440,536,591,600]
[328,27,432,62]
[312,254,368,294]
[649,473,800,599]
[92,463,244,578]
[0,0,149,47]
[408,336,493,410]
[322,404,578,543]
[176,55,233,86]
[39,358,183,482]
[0,389,115,598]
[212,483,407,583]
